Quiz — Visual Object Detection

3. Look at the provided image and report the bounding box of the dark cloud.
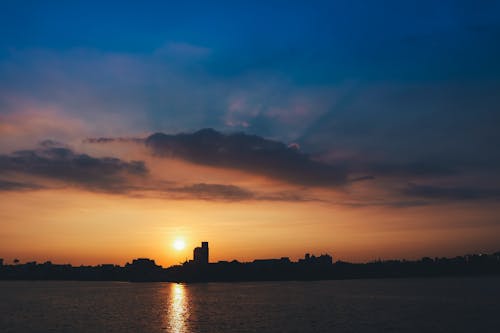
[402,183,500,201]
[170,183,254,201]
[83,137,144,144]
[39,139,66,148]
[350,161,456,178]
[169,183,316,202]
[145,128,347,187]
[350,175,376,182]
[0,179,43,191]
[0,144,147,192]
[345,199,430,209]
[0,139,320,201]
[258,192,317,202]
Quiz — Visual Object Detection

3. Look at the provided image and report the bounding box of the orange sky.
[1,185,499,267]
[1,111,499,267]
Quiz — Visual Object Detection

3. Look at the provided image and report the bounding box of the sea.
[1,277,499,332]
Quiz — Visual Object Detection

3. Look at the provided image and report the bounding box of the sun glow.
[173,239,186,251]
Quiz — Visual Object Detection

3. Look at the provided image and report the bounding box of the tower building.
[193,241,209,264]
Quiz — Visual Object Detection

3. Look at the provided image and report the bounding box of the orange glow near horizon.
[1,187,500,267]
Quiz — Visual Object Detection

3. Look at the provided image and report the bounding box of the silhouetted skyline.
[1,242,499,282]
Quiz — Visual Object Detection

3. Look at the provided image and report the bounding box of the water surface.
[1,277,499,332]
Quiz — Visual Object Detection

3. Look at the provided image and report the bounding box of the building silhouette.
[125,258,165,282]
[2,245,500,282]
[127,258,159,268]
[253,257,290,265]
[193,241,209,264]
[298,253,333,265]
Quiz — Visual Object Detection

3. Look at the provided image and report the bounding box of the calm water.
[1,277,499,332]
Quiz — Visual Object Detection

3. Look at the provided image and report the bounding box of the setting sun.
[173,239,186,251]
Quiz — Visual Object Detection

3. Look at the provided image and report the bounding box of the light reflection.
[167,283,188,333]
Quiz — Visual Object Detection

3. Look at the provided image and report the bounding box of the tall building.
[193,242,209,264]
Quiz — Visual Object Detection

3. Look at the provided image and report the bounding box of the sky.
[1,1,500,267]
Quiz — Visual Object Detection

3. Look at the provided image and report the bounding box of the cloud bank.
[144,128,347,187]
[403,183,500,201]
[0,143,147,193]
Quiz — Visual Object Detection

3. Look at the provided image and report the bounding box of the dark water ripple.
[1,277,499,332]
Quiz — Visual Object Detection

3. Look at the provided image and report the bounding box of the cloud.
[0,139,317,202]
[169,182,317,202]
[344,199,430,209]
[0,143,147,193]
[0,179,44,191]
[170,183,254,201]
[350,175,376,182]
[82,128,500,205]
[145,128,347,187]
[83,137,144,144]
[353,161,456,178]
[402,183,500,201]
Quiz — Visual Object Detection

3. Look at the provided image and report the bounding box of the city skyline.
[2,240,498,283]
[1,1,500,267]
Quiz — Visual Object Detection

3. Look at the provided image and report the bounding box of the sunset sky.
[1,1,500,267]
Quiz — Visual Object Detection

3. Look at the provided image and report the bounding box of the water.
[1,277,499,332]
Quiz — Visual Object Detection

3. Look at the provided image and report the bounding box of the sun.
[173,239,186,251]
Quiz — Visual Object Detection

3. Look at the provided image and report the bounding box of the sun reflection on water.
[167,283,188,333]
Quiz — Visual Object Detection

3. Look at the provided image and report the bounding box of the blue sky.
[1,0,500,201]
